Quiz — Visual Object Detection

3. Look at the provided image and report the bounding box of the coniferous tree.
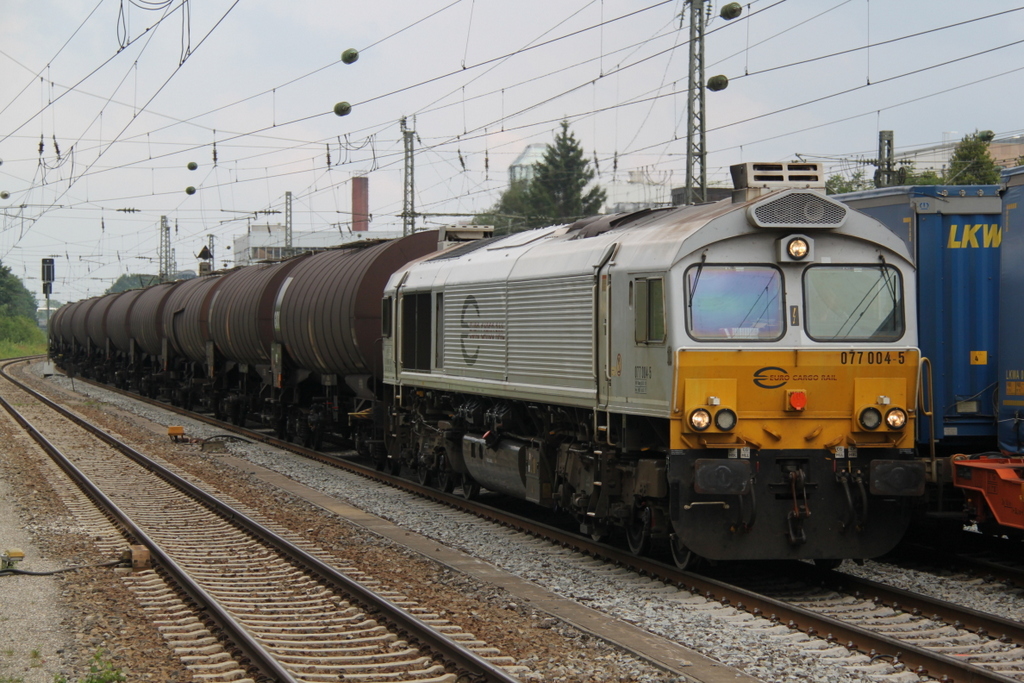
[525,121,606,227]
[477,121,605,233]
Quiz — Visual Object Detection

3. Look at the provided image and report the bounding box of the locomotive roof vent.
[730,161,825,202]
[747,190,847,229]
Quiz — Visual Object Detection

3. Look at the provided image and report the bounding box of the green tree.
[473,180,533,234]
[825,170,874,195]
[478,121,605,233]
[946,131,1001,185]
[901,164,944,186]
[526,121,606,227]
[106,273,160,294]
[0,262,38,319]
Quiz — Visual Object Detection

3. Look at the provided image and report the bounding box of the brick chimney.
[352,176,369,231]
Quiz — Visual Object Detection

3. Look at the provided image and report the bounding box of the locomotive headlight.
[885,407,908,429]
[689,408,712,431]
[858,407,882,430]
[787,237,810,260]
[714,408,737,431]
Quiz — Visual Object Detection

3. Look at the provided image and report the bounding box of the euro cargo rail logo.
[753,366,789,389]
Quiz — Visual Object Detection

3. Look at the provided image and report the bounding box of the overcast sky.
[3,0,1023,302]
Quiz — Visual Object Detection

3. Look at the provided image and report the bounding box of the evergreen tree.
[0,262,38,319]
[526,121,606,227]
[477,121,605,233]
[946,131,1001,185]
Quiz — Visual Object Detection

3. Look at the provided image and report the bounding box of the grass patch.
[0,339,46,359]
[0,315,47,359]
[53,650,125,683]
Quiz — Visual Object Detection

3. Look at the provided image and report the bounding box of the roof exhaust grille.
[748,191,847,229]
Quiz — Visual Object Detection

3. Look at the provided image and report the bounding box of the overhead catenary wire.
[5,2,1023,295]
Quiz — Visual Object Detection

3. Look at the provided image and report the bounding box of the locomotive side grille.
[749,191,847,229]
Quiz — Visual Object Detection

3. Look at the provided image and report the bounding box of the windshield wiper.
[687,251,708,310]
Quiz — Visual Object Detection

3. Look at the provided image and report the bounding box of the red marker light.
[788,391,807,411]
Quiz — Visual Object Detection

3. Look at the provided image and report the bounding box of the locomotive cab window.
[685,265,784,341]
[804,264,904,342]
[400,292,432,371]
[633,277,666,344]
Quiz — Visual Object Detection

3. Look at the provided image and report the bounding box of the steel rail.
[782,560,1024,645]
[4,360,521,683]
[44,363,1024,683]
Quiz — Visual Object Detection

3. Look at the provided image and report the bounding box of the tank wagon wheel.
[389,449,407,476]
[669,533,704,571]
[626,505,653,556]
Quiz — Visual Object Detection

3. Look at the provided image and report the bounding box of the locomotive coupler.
[786,469,811,545]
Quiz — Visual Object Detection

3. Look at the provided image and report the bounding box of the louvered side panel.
[443,283,508,380]
[507,275,594,389]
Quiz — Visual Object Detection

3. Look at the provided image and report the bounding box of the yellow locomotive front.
[659,165,924,564]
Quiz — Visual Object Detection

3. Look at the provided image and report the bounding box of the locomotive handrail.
[917,355,939,480]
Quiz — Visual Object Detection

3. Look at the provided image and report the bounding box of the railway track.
[31,361,1024,683]
[0,359,524,683]
[884,537,1024,592]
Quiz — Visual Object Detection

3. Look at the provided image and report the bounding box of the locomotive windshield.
[686,265,784,341]
[804,264,904,341]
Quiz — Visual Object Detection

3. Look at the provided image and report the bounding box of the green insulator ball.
[187,161,198,171]
[707,75,729,92]
[341,48,359,65]
[720,2,743,20]
[334,101,352,117]
[0,191,9,200]
[185,186,196,195]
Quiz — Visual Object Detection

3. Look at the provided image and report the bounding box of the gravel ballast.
[17,362,1024,682]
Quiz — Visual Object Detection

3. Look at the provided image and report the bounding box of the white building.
[232,224,403,266]
[508,143,672,214]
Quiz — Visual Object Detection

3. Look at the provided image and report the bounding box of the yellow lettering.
[962,224,981,248]
[983,224,1002,248]
[947,225,963,248]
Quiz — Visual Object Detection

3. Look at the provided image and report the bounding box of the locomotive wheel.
[372,443,389,471]
[669,533,703,571]
[626,505,653,556]
[459,475,480,501]
[589,523,611,543]
[436,451,456,494]
[813,558,844,570]
[415,459,432,487]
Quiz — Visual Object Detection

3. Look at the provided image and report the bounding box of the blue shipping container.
[998,167,1024,453]
[837,186,1002,452]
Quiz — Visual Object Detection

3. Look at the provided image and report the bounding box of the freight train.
[838,168,1024,538]
[50,162,929,567]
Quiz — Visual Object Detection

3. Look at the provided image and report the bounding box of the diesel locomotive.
[50,162,927,567]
